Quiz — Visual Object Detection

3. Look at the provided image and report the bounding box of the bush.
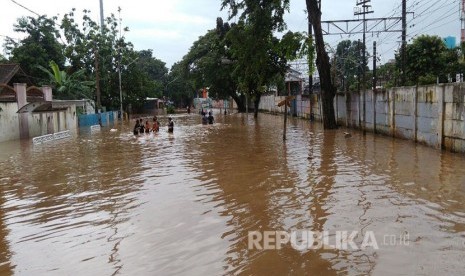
[166,105,175,114]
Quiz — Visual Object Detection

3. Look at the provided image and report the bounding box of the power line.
[409,1,460,39]
[10,0,40,17]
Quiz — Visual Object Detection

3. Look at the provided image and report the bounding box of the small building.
[278,68,304,96]
[142,97,165,115]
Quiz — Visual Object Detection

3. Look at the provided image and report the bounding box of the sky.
[1,0,462,70]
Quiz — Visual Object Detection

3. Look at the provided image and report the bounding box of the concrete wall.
[259,83,465,153]
[0,102,20,142]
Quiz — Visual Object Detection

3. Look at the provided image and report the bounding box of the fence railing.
[32,130,71,145]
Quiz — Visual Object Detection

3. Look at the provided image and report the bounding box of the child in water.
[145,121,150,133]
[152,116,160,132]
[168,117,174,133]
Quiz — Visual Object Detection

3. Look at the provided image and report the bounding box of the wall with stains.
[259,83,465,153]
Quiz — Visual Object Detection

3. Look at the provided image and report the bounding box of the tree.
[306,0,337,129]
[397,35,461,85]
[5,15,65,85]
[221,0,301,118]
[61,9,123,110]
[333,40,368,92]
[377,61,399,88]
[37,60,94,100]
[166,62,195,108]
[181,18,246,112]
[60,9,168,111]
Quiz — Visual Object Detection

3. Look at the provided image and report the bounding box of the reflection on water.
[0,113,464,275]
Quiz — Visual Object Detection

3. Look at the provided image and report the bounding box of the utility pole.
[401,0,407,86]
[308,12,314,121]
[94,0,104,113]
[94,45,101,111]
[308,16,313,93]
[99,0,104,32]
[461,0,465,42]
[373,41,377,134]
[373,41,377,92]
[355,0,373,133]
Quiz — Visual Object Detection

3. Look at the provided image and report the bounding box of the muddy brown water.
[0,112,464,275]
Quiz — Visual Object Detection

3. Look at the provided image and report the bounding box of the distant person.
[202,113,208,125]
[168,117,174,133]
[208,111,214,124]
[152,116,160,132]
[187,106,191,114]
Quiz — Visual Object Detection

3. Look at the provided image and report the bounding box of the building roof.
[0,64,20,84]
[17,100,92,113]
[285,68,304,82]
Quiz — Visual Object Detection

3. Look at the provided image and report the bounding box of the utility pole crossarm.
[321,17,402,36]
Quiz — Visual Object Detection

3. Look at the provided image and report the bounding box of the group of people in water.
[201,109,214,125]
[133,109,216,136]
[133,116,173,135]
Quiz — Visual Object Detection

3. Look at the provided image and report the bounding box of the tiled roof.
[0,63,20,84]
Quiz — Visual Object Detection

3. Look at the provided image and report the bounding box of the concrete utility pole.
[461,0,465,42]
[373,41,377,134]
[355,0,373,133]
[401,0,407,86]
[99,0,104,32]
[373,41,377,92]
[308,11,313,121]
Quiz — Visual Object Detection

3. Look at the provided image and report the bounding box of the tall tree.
[60,9,168,111]
[181,21,246,111]
[221,0,300,118]
[5,15,65,85]
[333,40,368,92]
[306,0,337,129]
[397,35,461,85]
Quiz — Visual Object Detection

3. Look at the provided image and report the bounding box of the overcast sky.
[1,0,461,69]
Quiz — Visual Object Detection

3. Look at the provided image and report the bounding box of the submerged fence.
[78,111,119,127]
[259,83,465,153]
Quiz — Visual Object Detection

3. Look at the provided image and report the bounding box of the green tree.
[60,9,168,111]
[333,40,368,92]
[61,9,125,110]
[221,0,301,118]
[166,62,195,108]
[180,18,247,111]
[5,15,65,85]
[37,60,94,100]
[398,35,460,85]
[377,61,399,88]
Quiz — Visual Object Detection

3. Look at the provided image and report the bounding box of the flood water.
[0,112,464,275]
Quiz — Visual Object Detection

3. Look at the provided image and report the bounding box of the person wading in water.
[168,117,174,133]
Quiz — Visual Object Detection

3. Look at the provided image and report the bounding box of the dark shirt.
[208,115,214,124]
[134,121,141,134]
[168,121,174,133]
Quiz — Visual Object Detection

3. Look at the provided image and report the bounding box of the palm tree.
[37,60,94,100]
